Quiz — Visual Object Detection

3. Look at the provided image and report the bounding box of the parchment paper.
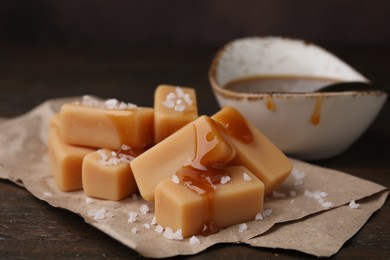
[0,97,387,258]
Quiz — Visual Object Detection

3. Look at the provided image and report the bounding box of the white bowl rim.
[209,37,387,100]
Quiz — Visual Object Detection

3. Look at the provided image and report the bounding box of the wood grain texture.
[0,46,389,259]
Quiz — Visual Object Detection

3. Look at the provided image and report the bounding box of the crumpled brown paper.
[0,97,387,258]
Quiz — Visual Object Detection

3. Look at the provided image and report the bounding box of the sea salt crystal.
[131,193,139,201]
[292,167,306,186]
[321,201,334,208]
[128,211,138,223]
[349,200,360,209]
[305,190,333,208]
[220,176,231,184]
[187,184,206,195]
[290,199,295,204]
[121,144,131,150]
[143,224,151,229]
[171,174,180,184]
[139,204,150,214]
[131,227,138,234]
[88,208,110,220]
[43,192,53,198]
[243,172,252,182]
[85,197,95,204]
[263,209,273,217]
[151,216,157,225]
[238,223,248,232]
[163,228,183,240]
[272,191,286,198]
[155,225,164,233]
[255,213,264,221]
[189,236,201,246]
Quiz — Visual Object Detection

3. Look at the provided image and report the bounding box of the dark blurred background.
[0,0,389,116]
[1,0,390,48]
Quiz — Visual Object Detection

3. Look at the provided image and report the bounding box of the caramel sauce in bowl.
[209,37,388,160]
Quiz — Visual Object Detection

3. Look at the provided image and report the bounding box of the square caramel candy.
[154,85,198,143]
[48,115,95,191]
[82,149,137,201]
[212,107,292,195]
[130,115,236,201]
[59,97,154,150]
[155,166,264,238]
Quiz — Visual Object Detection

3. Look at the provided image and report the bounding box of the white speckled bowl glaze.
[209,37,387,160]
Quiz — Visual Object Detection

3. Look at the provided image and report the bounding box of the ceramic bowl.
[209,37,387,160]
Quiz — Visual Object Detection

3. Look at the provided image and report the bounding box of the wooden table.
[0,46,389,259]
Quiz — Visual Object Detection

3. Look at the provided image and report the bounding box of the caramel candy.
[82,149,137,201]
[48,116,95,191]
[130,115,236,201]
[154,85,198,143]
[212,107,292,195]
[59,98,154,150]
[155,166,264,238]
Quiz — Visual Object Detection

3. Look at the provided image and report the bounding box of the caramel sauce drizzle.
[311,95,324,125]
[175,110,255,236]
[187,121,219,171]
[266,95,276,111]
[214,107,254,143]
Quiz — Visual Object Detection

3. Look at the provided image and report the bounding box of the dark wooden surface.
[0,45,389,259]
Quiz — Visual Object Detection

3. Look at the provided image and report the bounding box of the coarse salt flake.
[272,191,286,198]
[220,176,231,184]
[143,223,151,229]
[255,213,264,221]
[85,197,95,204]
[88,208,110,220]
[171,174,180,184]
[243,172,252,182]
[139,204,150,214]
[43,192,53,198]
[155,225,164,233]
[128,211,138,223]
[131,227,138,234]
[238,223,248,232]
[263,209,273,217]
[349,200,360,209]
[120,144,131,150]
[189,236,201,246]
[131,193,139,201]
[151,216,157,225]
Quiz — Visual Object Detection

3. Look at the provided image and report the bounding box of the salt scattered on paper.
[88,208,112,220]
[272,191,286,198]
[238,223,248,232]
[189,236,201,246]
[155,225,164,233]
[43,191,53,198]
[143,223,151,229]
[139,204,150,214]
[305,190,334,208]
[151,216,157,225]
[256,208,273,221]
[292,167,306,186]
[128,211,138,223]
[131,193,138,201]
[349,200,360,209]
[85,197,95,204]
[163,227,183,240]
